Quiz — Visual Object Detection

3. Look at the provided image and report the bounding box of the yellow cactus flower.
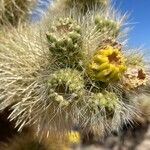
[88,45,126,82]
[67,131,80,144]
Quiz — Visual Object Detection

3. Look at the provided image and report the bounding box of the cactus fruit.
[95,15,120,39]
[48,68,84,107]
[88,45,126,82]
[46,17,83,68]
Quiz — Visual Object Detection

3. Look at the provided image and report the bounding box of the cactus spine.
[0,0,35,26]
[46,17,83,68]
[0,0,149,142]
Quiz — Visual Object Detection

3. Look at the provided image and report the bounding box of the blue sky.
[30,0,150,55]
[115,0,150,55]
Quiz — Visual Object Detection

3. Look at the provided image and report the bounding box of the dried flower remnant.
[122,67,147,90]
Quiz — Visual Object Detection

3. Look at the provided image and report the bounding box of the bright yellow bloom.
[88,45,126,82]
[67,131,80,144]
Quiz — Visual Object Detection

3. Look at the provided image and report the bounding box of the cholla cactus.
[0,0,35,26]
[46,17,83,68]
[0,0,149,140]
[48,69,84,107]
[95,15,120,39]
[54,0,108,14]
[133,94,150,124]
[65,0,108,7]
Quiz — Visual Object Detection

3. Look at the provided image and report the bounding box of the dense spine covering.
[48,69,84,106]
[55,0,108,13]
[0,0,35,26]
[95,15,120,39]
[46,18,83,68]
[0,0,149,142]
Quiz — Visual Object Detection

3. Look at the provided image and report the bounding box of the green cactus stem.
[95,15,120,39]
[48,68,84,107]
[46,17,83,68]
[89,91,119,112]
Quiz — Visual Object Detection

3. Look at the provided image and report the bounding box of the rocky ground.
[82,122,150,150]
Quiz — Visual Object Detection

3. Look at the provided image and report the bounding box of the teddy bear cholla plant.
[53,0,108,14]
[0,0,148,138]
[0,0,35,26]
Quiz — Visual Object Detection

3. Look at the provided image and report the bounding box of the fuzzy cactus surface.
[54,0,108,14]
[0,0,36,26]
[0,0,149,142]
